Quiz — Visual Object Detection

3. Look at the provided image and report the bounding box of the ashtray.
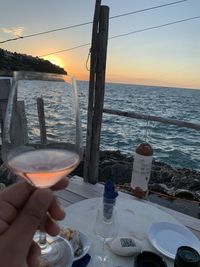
[135,251,168,267]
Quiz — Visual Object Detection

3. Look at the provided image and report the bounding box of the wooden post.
[15,101,28,144]
[84,0,102,182]
[0,79,11,140]
[84,4,109,183]
[37,97,47,144]
[0,78,28,145]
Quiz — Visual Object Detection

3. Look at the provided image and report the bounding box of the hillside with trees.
[0,49,67,75]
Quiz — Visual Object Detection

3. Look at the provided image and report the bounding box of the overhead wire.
[109,15,200,40]
[40,15,200,57]
[0,0,189,44]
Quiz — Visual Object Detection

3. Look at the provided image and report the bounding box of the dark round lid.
[175,246,200,267]
[135,251,167,267]
[136,142,153,156]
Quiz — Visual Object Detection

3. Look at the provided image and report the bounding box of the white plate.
[148,222,200,259]
[73,231,91,261]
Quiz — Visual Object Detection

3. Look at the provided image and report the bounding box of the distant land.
[0,48,67,75]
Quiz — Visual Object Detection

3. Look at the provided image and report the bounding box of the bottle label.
[131,153,153,191]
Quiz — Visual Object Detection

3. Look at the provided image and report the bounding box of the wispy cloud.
[1,26,25,37]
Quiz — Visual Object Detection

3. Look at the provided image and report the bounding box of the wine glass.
[2,71,83,267]
[93,203,118,267]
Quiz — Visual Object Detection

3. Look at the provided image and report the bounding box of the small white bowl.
[74,231,91,261]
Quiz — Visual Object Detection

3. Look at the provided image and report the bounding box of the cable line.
[40,43,91,57]
[39,15,200,57]
[0,0,189,44]
[109,15,200,40]
[109,0,188,20]
[0,21,92,44]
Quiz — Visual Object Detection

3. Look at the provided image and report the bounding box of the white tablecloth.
[61,197,182,267]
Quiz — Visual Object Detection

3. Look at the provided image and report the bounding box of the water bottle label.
[131,153,153,191]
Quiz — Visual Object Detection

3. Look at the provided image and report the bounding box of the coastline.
[74,150,200,201]
[73,150,200,218]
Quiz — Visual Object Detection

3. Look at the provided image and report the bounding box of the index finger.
[0,177,69,209]
[0,181,33,209]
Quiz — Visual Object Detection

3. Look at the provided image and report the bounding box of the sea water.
[78,81,200,171]
[3,79,200,171]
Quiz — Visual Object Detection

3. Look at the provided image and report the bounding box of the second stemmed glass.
[93,203,118,267]
[2,71,83,267]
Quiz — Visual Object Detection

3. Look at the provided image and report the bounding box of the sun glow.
[43,55,64,68]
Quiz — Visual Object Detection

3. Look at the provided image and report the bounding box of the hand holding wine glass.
[2,71,83,267]
[0,184,58,267]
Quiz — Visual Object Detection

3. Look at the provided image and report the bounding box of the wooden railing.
[103,108,200,131]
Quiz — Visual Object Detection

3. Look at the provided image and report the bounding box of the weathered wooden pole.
[84,3,109,183]
[84,0,101,182]
[0,78,28,145]
[37,97,47,144]
[0,79,11,139]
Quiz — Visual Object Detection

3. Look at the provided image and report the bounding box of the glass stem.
[39,231,47,247]
[38,218,48,249]
[102,238,106,259]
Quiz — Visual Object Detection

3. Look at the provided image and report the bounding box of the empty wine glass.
[2,71,83,267]
[93,203,118,267]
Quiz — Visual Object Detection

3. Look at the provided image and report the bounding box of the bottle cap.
[175,246,200,267]
[136,142,153,156]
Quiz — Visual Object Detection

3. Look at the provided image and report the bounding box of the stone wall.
[73,150,200,201]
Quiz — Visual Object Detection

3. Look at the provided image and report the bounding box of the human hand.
[0,178,69,267]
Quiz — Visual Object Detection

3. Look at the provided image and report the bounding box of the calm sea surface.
[4,78,200,171]
[78,81,200,171]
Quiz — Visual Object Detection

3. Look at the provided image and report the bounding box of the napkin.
[72,254,91,267]
[103,179,118,201]
[103,179,118,220]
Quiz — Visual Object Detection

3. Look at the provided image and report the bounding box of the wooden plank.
[103,108,200,131]
[68,176,132,198]
[56,196,72,208]
[66,179,103,198]
[55,188,86,204]
[150,201,200,232]
[188,228,200,240]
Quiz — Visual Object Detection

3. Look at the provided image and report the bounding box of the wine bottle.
[131,142,153,198]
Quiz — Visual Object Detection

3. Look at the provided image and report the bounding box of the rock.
[174,189,196,200]
[149,183,173,195]
[189,179,200,191]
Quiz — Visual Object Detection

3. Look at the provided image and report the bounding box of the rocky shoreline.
[1,150,200,202]
[73,150,200,201]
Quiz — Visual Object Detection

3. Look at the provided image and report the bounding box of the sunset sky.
[0,0,200,89]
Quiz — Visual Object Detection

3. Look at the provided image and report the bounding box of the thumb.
[5,188,53,254]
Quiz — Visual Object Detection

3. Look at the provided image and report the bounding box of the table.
[60,197,186,267]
